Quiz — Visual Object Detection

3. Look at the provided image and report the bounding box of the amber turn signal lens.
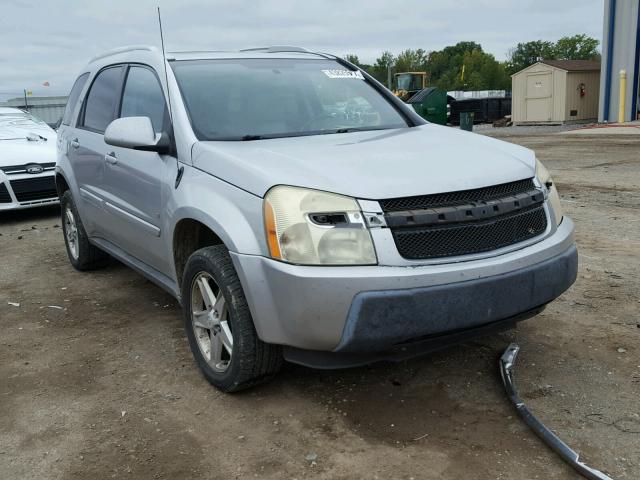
[263,199,282,259]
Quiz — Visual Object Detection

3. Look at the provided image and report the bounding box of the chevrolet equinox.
[55,46,578,392]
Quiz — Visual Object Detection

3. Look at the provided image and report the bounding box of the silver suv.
[56,46,577,392]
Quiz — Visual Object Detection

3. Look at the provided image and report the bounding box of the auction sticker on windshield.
[322,69,365,79]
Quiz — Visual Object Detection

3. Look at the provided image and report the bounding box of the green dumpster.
[460,111,474,131]
[407,87,447,125]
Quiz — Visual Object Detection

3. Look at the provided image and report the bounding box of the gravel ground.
[1,133,639,479]
[473,123,584,136]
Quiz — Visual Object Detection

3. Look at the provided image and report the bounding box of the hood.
[0,115,56,142]
[0,132,57,167]
[192,124,536,200]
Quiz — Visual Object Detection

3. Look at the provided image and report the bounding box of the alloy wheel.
[64,205,79,260]
[190,272,233,372]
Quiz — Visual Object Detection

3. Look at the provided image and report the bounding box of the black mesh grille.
[0,183,11,203]
[380,178,536,212]
[392,205,547,259]
[10,177,57,202]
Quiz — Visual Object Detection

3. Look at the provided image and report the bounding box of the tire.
[182,245,282,392]
[60,190,109,271]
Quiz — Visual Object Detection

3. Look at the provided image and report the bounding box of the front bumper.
[231,216,576,354]
[336,243,576,352]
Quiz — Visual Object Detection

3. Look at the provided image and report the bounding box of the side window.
[120,66,167,133]
[62,73,89,126]
[81,66,123,133]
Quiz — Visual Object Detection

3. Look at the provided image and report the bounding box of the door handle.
[105,152,118,165]
[70,138,80,149]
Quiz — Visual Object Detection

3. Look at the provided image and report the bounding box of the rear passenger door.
[70,65,125,236]
[100,64,172,273]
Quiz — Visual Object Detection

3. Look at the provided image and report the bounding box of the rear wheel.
[60,190,109,271]
[182,245,282,392]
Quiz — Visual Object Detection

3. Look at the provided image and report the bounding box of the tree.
[394,48,428,72]
[426,41,483,87]
[343,54,361,66]
[554,34,600,61]
[506,34,600,74]
[374,51,395,69]
[459,50,510,90]
[422,42,509,91]
[369,51,395,84]
[506,40,555,74]
[343,35,598,94]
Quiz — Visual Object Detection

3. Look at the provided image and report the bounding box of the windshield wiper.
[323,126,393,135]
[26,133,47,142]
[225,127,396,142]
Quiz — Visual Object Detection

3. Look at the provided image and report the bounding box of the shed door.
[525,72,553,121]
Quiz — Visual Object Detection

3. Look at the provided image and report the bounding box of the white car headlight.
[264,186,377,265]
[536,159,563,225]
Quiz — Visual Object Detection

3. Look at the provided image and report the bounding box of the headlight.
[264,186,377,265]
[536,159,563,225]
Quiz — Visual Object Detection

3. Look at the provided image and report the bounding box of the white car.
[0,107,58,210]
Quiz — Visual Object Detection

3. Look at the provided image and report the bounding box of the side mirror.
[104,116,170,153]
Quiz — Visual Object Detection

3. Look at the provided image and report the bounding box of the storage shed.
[511,60,601,124]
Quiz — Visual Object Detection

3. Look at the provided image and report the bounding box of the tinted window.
[119,66,167,133]
[171,59,407,140]
[62,73,89,126]
[82,66,123,133]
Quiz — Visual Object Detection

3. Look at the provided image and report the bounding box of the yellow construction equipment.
[393,72,427,101]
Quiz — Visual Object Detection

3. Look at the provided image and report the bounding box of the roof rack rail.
[166,50,229,55]
[239,46,309,53]
[89,45,157,63]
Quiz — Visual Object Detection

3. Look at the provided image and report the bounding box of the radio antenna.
[157,6,183,188]
[157,6,173,123]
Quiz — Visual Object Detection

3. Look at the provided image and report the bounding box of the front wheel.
[182,245,282,392]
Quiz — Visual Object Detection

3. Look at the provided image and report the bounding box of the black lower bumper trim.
[335,244,578,353]
[283,306,542,369]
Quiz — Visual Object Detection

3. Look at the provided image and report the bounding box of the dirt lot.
[1,133,639,479]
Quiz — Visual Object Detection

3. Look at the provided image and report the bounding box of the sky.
[0,0,604,100]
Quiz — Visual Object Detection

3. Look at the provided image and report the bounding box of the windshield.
[171,58,408,140]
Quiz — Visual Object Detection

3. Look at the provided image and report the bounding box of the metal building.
[599,0,640,122]
[511,60,600,124]
[0,96,68,127]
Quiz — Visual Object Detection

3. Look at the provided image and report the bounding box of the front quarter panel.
[167,166,268,276]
